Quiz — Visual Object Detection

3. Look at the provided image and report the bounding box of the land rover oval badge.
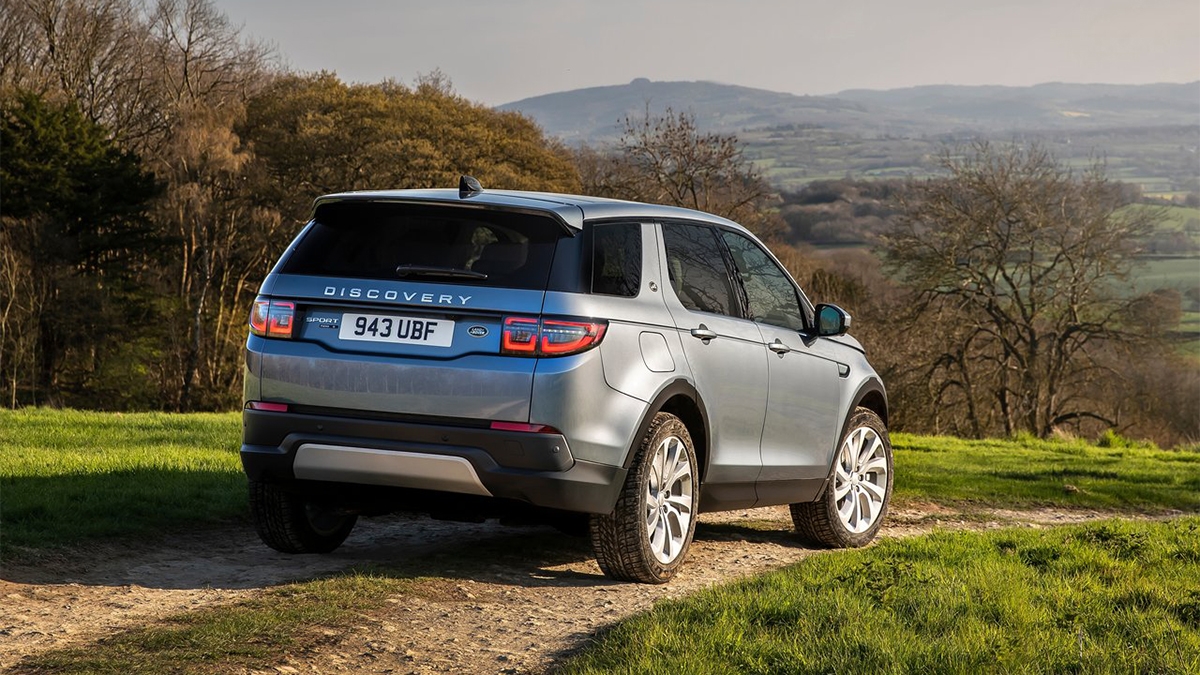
[467,325,489,338]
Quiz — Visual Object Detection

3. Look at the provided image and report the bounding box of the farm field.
[2,410,1198,673]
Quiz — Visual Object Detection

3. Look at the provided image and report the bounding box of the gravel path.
[0,504,1121,674]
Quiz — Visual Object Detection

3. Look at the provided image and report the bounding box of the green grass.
[0,408,245,559]
[5,412,1200,673]
[10,572,413,675]
[893,433,1200,512]
[559,518,1200,675]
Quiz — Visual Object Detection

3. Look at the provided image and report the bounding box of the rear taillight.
[500,316,606,357]
[249,298,295,338]
[501,317,540,354]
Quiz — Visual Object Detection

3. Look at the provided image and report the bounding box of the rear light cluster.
[501,316,606,357]
[249,297,295,338]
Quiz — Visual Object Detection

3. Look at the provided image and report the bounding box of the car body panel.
[243,188,886,520]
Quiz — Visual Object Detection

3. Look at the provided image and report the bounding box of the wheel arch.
[623,379,711,484]
[853,378,888,426]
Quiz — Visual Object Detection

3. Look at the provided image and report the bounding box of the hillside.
[500,78,1200,141]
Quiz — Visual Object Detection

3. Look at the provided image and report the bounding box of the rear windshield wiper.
[395,264,488,280]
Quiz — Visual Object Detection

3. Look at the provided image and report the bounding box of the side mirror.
[815,304,851,337]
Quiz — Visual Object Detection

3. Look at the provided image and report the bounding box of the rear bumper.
[240,408,625,514]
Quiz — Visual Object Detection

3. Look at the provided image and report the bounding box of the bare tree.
[884,143,1161,438]
[580,107,786,240]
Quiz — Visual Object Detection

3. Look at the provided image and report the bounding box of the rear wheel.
[249,480,357,553]
[590,413,698,583]
[791,407,892,548]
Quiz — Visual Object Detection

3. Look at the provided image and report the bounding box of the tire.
[791,407,892,548]
[590,412,699,584]
[249,480,357,554]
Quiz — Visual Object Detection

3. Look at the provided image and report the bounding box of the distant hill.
[499,79,1200,141]
[497,78,875,141]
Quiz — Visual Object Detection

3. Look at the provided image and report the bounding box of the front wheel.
[590,412,699,583]
[791,407,892,548]
[249,480,357,554]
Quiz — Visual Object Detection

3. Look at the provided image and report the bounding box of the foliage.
[0,92,161,407]
[882,143,1162,438]
[0,0,579,411]
[578,107,785,240]
[559,518,1200,675]
[241,72,581,225]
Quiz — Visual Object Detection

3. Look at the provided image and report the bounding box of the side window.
[661,222,738,317]
[591,223,641,297]
[720,231,805,332]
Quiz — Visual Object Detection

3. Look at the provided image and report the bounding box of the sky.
[213,0,1200,106]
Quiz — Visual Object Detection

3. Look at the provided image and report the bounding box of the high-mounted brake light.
[249,297,295,338]
[500,316,606,357]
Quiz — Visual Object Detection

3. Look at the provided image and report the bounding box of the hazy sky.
[213,0,1200,105]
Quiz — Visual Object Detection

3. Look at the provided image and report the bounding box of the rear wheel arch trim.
[623,379,711,483]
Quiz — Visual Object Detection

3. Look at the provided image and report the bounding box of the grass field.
[4,411,1200,673]
[4,412,1199,560]
[892,432,1200,512]
[558,518,1200,675]
[0,409,244,558]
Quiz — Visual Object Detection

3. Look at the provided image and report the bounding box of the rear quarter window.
[283,202,566,291]
[591,223,641,297]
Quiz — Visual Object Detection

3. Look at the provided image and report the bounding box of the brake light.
[500,316,607,357]
[501,317,539,353]
[249,297,295,338]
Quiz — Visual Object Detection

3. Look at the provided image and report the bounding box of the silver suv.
[241,177,892,583]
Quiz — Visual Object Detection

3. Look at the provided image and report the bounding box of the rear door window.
[283,202,566,290]
[661,222,739,317]
[591,222,641,297]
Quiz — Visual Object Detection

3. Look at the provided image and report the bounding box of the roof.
[310,188,746,234]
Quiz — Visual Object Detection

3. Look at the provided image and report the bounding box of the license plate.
[338,313,454,347]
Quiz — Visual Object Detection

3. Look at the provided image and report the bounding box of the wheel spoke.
[860,480,886,501]
[862,456,889,474]
[666,493,692,514]
[837,495,856,521]
[649,516,667,553]
[857,431,878,469]
[833,480,853,500]
[668,456,692,488]
[858,493,874,529]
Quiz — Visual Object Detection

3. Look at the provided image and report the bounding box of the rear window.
[283,202,566,290]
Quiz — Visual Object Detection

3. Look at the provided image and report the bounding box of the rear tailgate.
[261,282,545,422]
[255,201,581,422]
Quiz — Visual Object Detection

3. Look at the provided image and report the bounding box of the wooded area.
[1,0,1196,446]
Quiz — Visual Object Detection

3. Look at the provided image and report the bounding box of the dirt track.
[0,504,1121,674]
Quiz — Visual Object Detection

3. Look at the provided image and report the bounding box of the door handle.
[768,339,791,355]
[690,324,717,341]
